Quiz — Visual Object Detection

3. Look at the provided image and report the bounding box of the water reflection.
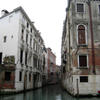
[0,85,100,100]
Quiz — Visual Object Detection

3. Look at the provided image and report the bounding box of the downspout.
[68,17,71,72]
[87,0,96,74]
[67,11,71,72]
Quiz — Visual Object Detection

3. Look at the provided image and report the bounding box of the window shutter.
[79,55,87,67]
[78,25,86,45]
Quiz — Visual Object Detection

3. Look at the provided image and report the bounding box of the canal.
[0,84,100,100]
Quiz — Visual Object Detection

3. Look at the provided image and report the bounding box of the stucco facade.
[61,0,100,96]
[0,7,44,93]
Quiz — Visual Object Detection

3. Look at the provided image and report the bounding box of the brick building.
[61,0,100,96]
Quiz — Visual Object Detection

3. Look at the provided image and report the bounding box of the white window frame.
[78,54,89,68]
[76,24,87,46]
[21,28,24,41]
[97,4,100,15]
[76,2,85,13]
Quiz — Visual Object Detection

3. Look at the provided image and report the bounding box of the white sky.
[0,0,68,65]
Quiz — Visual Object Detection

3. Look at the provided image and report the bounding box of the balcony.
[0,64,16,70]
[0,56,16,70]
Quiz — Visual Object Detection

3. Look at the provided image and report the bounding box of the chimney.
[1,10,9,17]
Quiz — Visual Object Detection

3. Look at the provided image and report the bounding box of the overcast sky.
[0,0,68,65]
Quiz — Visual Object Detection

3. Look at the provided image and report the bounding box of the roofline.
[0,6,45,46]
[15,7,44,43]
[0,6,37,32]
[66,0,72,11]
[47,48,56,58]
[15,6,37,32]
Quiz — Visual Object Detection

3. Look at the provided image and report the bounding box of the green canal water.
[0,85,100,100]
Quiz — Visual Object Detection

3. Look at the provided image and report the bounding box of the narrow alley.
[0,84,100,100]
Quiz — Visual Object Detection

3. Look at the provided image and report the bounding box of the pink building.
[47,48,56,84]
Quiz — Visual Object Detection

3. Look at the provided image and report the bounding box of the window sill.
[78,67,88,69]
[76,12,85,14]
[77,44,88,47]
[80,82,88,83]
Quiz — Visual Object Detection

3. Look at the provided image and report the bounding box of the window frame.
[98,4,100,15]
[30,28,32,33]
[80,76,88,83]
[19,71,22,81]
[21,28,24,40]
[25,51,28,65]
[26,33,28,44]
[76,24,87,46]
[76,3,85,13]
[30,36,32,47]
[78,54,88,68]
[0,53,2,64]
[29,73,31,82]
[27,22,29,28]
[4,36,7,43]
[20,49,23,64]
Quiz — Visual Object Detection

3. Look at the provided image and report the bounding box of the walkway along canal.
[0,84,100,100]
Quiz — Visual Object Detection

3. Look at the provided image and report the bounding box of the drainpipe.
[68,12,71,72]
[87,0,96,74]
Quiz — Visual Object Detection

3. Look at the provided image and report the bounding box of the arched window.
[78,25,86,45]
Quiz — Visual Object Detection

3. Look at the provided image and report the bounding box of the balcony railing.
[0,64,16,70]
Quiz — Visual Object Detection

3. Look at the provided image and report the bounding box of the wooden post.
[77,79,79,97]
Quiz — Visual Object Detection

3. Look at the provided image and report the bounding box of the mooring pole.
[77,79,79,97]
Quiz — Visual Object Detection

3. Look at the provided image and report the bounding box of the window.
[0,53,2,64]
[77,3,84,12]
[63,66,66,73]
[78,25,86,45]
[79,55,87,68]
[34,57,37,68]
[27,22,29,28]
[19,71,22,81]
[99,5,100,14]
[25,52,27,65]
[30,36,32,47]
[5,72,11,81]
[29,73,31,82]
[20,49,23,64]
[4,36,7,43]
[21,29,24,40]
[26,34,28,44]
[80,76,88,82]
[30,28,32,33]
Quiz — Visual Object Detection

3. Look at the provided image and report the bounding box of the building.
[56,65,61,81]
[33,31,44,89]
[61,0,100,96]
[47,48,56,84]
[0,6,44,93]
[42,46,48,86]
